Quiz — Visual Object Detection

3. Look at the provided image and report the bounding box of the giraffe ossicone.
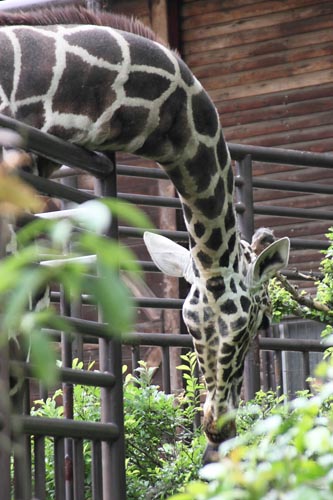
[0,6,290,462]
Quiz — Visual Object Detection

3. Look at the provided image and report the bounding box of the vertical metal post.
[0,217,11,500]
[94,154,126,500]
[162,346,171,394]
[235,154,254,242]
[235,155,260,400]
[61,175,76,500]
[302,351,311,391]
[131,345,140,373]
[61,292,74,500]
[0,343,11,500]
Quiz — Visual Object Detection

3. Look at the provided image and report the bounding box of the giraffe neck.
[0,22,238,274]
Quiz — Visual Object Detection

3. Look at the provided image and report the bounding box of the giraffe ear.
[250,237,290,287]
[143,232,194,284]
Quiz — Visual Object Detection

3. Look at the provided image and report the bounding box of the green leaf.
[85,265,134,336]
[101,198,153,229]
[27,329,58,387]
[176,364,192,372]
[79,233,141,274]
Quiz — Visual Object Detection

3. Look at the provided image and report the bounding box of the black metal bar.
[19,170,95,203]
[10,361,116,387]
[95,157,126,500]
[253,204,333,221]
[21,416,119,440]
[236,156,261,399]
[259,337,328,352]
[13,436,31,500]
[73,439,85,500]
[251,177,333,196]
[51,290,184,309]
[44,319,332,353]
[54,438,66,500]
[92,441,103,500]
[34,436,46,500]
[274,351,284,396]
[117,164,167,179]
[119,226,188,242]
[302,351,311,391]
[0,114,114,175]
[0,342,11,500]
[131,345,140,372]
[243,336,261,401]
[119,192,181,208]
[289,239,329,250]
[235,155,254,242]
[229,142,333,168]
[162,347,171,394]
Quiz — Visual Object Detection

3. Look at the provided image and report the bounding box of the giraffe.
[0,6,290,462]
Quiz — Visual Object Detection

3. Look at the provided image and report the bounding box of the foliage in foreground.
[31,353,205,500]
[0,162,152,386]
[170,360,333,500]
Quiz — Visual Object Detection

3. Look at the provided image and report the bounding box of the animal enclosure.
[0,112,333,499]
[0,0,333,497]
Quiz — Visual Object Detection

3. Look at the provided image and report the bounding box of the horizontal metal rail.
[259,337,328,352]
[117,164,167,180]
[44,318,331,353]
[10,362,116,387]
[0,114,113,176]
[229,143,333,168]
[119,192,181,208]
[253,204,333,221]
[50,291,184,309]
[21,416,119,440]
[251,177,333,196]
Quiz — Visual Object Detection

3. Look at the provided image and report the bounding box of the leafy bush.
[269,227,333,332]
[169,360,333,500]
[31,353,206,499]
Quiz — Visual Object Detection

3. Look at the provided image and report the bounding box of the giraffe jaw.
[203,409,237,444]
[202,411,237,464]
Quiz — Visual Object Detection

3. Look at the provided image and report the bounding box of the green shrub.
[169,360,333,500]
[31,353,206,499]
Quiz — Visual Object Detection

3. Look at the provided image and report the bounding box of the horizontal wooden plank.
[209,69,333,102]
[252,167,333,182]
[181,0,324,30]
[182,2,333,43]
[183,12,333,55]
[185,27,333,68]
[194,42,333,85]
[226,110,333,142]
[220,95,333,129]
[204,59,332,95]
[181,0,266,17]
[234,124,333,148]
[218,83,333,116]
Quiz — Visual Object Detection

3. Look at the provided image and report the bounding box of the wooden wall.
[180,0,333,276]
[106,0,333,277]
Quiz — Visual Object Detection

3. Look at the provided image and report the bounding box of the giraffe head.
[144,229,289,459]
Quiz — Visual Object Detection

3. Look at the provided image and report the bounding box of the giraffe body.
[0,8,290,460]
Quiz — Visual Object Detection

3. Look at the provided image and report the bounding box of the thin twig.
[277,272,332,314]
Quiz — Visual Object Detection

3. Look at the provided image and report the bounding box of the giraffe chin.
[202,415,237,465]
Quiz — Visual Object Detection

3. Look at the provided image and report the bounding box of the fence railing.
[1,110,333,499]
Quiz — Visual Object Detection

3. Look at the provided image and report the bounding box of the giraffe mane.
[0,5,167,46]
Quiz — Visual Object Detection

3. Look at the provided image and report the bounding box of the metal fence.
[1,107,333,499]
